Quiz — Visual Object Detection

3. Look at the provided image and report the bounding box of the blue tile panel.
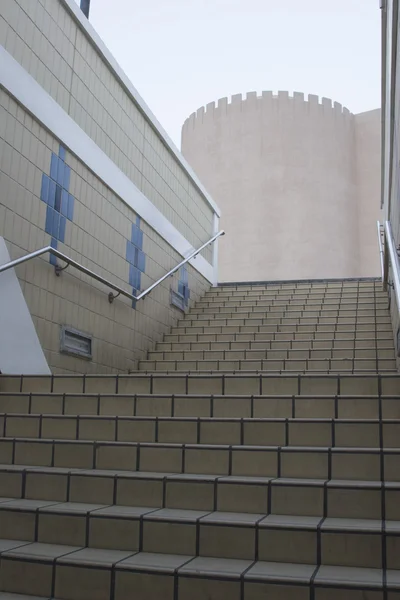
[125,217,146,309]
[40,144,75,263]
[178,265,190,306]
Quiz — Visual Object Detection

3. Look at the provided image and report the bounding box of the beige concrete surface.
[182,92,383,282]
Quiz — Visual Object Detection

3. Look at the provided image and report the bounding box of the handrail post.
[384,220,400,311]
[377,221,385,284]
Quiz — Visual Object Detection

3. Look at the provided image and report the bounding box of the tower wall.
[182,92,382,282]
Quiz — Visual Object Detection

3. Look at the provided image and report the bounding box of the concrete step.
[163,330,394,343]
[203,295,387,304]
[206,290,384,300]
[178,315,392,326]
[1,373,399,396]
[0,437,399,480]
[190,298,388,314]
[149,348,395,361]
[156,339,395,351]
[1,393,400,419]
[0,498,397,569]
[138,358,397,373]
[1,464,399,519]
[193,304,388,313]
[0,537,394,600]
[2,414,400,448]
[169,323,393,335]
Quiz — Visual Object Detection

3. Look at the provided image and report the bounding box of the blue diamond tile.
[42,144,75,264]
[55,184,62,212]
[45,206,53,235]
[48,180,56,208]
[131,225,143,249]
[129,265,141,290]
[52,211,60,239]
[61,189,69,217]
[137,250,146,273]
[137,229,143,250]
[56,159,64,185]
[125,217,146,310]
[41,174,50,203]
[126,241,135,265]
[177,265,190,307]
[50,154,58,181]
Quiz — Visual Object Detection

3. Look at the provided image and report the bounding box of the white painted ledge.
[0,238,51,375]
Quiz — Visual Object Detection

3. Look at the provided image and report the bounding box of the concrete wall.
[182,92,382,282]
[355,109,383,278]
[0,0,219,374]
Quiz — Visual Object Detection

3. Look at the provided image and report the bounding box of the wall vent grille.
[60,326,92,359]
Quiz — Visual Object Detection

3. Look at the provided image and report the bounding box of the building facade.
[182,92,382,283]
[381,0,400,361]
[0,0,220,374]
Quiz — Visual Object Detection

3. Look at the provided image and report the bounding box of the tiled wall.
[0,0,214,264]
[0,89,210,374]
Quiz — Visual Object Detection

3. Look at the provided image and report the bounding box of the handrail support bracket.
[108,291,121,304]
[54,262,70,277]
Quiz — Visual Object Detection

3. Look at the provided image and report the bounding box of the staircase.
[0,278,399,600]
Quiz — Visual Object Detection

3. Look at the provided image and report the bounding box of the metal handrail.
[383,220,400,312]
[0,230,225,303]
[377,220,385,282]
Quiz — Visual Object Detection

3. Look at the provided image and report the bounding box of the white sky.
[74,0,381,148]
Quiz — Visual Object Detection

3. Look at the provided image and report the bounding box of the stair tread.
[0,537,391,587]
[4,436,400,451]
[0,594,50,600]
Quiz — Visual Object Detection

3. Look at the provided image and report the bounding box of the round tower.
[181,91,375,282]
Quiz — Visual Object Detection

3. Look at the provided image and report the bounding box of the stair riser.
[164,331,394,342]
[2,415,400,448]
[139,359,397,372]
[193,294,388,310]
[1,468,398,520]
[0,506,396,568]
[1,395,400,419]
[1,375,398,396]
[149,350,395,361]
[187,309,389,318]
[0,439,398,480]
[156,340,395,352]
[170,324,393,335]
[0,556,390,600]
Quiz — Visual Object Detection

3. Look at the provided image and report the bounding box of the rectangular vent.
[171,289,185,312]
[61,326,92,359]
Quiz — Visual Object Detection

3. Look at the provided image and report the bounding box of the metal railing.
[379,220,400,312]
[0,230,225,304]
[377,220,385,282]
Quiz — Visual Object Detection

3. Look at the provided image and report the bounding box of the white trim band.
[62,0,220,217]
[0,47,214,283]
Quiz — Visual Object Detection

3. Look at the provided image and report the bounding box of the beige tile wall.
[0,88,210,373]
[0,0,214,263]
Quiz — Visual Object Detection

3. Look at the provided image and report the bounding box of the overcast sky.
[74,0,381,148]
